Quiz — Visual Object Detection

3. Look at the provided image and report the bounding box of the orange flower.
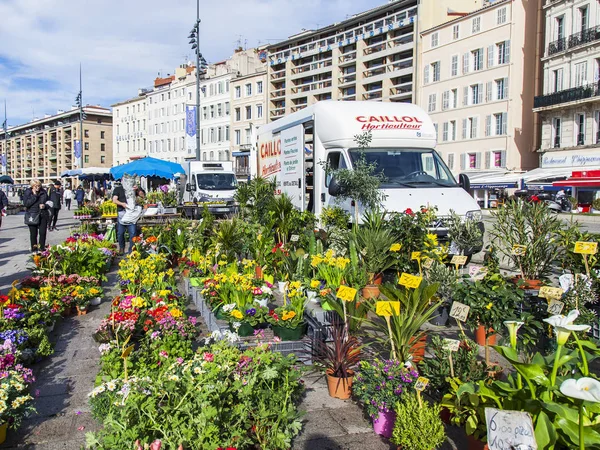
[146,236,158,244]
[33,255,41,267]
[132,236,142,243]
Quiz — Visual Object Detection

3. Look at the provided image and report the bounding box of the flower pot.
[466,434,489,450]
[475,325,496,346]
[215,307,227,320]
[61,306,74,317]
[273,323,307,341]
[91,297,102,306]
[373,409,396,438]
[409,335,427,363]
[307,291,318,303]
[511,276,543,290]
[45,321,55,333]
[77,306,88,316]
[440,407,453,425]
[430,305,449,326]
[372,273,383,285]
[326,369,354,399]
[255,265,264,280]
[361,284,380,299]
[230,322,254,337]
[278,281,287,293]
[93,330,113,343]
[0,422,7,445]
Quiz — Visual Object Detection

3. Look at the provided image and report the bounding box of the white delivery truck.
[182,161,238,216]
[252,100,483,243]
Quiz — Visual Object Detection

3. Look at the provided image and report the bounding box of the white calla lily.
[543,310,590,345]
[560,377,600,403]
[504,321,524,349]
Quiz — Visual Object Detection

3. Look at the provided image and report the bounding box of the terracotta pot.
[77,306,88,316]
[409,335,427,363]
[466,434,489,450]
[511,276,543,290]
[475,325,496,346]
[361,284,380,299]
[373,273,383,285]
[255,265,263,280]
[326,369,354,399]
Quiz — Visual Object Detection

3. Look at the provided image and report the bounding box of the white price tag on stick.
[547,299,565,315]
[443,338,461,352]
[449,301,470,322]
[485,408,537,450]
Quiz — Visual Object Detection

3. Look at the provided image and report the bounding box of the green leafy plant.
[353,210,398,283]
[391,394,446,450]
[447,211,484,255]
[312,323,362,379]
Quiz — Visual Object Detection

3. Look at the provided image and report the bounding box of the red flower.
[404,208,414,216]
[203,352,214,362]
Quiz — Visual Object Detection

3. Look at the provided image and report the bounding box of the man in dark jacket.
[75,185,85,208]
[23,180,49,252]
[0,189,8,229]
[48,180,62,231]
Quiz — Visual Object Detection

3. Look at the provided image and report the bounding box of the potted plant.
[266,282,308,341]
[424,261,458,326]
[312,323,362,399]
[226,306,269,337]
[352,359,418,438]
[489,200,562,287]
[391,394,446,450]
[447,211,484,258]
[0,368,36,441]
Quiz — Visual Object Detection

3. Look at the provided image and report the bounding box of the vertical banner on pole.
[185,105,197,157]
[0,154,6,175]
[74,140,82,168]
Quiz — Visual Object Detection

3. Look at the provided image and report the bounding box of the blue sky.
[0,0,384,126]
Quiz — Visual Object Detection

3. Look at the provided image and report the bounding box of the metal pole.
[195,0,201,161]
[79,64,84,169]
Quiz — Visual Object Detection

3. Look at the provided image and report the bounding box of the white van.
[183,161,238,215]
[252,101,482,239]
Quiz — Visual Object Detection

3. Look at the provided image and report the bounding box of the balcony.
[547,25,600,56]
[534,81,600,109]
[338,74,356,86]
[292,58,332,75]
[338,52,356,65]
[271,69,286,80]
[291,105,308,113]
[235,166,250,177]
[270,88,286,99]
[363,66,387,79]
[363,42,387,56]
[363,90,383,101]
[389,82,413,99]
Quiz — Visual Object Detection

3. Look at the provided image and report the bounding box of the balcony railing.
[534,81,600,108]
[235,167,250,177]
[547,25,600,55]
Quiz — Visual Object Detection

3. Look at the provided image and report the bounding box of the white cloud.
[0,0,381,124]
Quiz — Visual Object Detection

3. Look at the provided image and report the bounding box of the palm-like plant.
[312,323,362,379]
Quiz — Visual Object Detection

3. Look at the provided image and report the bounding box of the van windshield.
[348,148,458,188]
[196,173,238,190]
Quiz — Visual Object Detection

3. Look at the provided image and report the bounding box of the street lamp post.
[189,2,208,162]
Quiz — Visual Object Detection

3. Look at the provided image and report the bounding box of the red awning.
[553,178,600,187]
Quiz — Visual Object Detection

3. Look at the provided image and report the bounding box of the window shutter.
[472,117,478,138]
[462,53,469,74]
[505,40,511,63]
[501,112,508,135]
[460,153,466,170]
[500,150,507,168]
[556,69,563,91]
[477,83,483,104]
[448,153,455,170]
[443,122,449,141]
[503,77,509,99]
[462,119,468,139]
[475,152,482,169]
[442,91,449,110]
[424,65,430,84]
[463,86,469,106]
[485,115,492,136]
[487,45,494,68]
[485,151,491,169]
[486,81,492,101]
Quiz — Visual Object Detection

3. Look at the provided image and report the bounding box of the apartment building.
[112,92,148,166]
[0,106,112,185]
[418,0,540,203]
[231,70,267,179]
[265,0,482,121]
[534,0,600,173]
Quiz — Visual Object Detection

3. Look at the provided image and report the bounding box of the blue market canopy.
[60,167,112,180]
[110,157,185,180]
[0,175,14,184]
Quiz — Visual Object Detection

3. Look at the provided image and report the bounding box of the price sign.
[375,301,400,317]
[290,234,299,242]
[485,408,537,450]
[336,285,357,302]
[414,377,429,392]
[443,338,461,352]
[121,344,135,359]
[511,245,527,256]
[538,286,564,300]
[574,241,598,255]
[469,265,488,281]
[449,301,470,322]
[422,258,434,269]
[398,273,423,289]
[411,251,421,261]
[547,299,565,315]
[450,255,468,266]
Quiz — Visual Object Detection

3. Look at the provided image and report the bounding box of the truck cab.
[183,161,238,216]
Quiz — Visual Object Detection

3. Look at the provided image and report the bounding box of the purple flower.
[246,308,256,317]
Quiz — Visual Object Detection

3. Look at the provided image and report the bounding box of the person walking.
[112,180,144,254]
[63,186,73,210]
[0,189,8,229]
[75,185,85,208]
[48,180,62,231]
[23,179,49,253]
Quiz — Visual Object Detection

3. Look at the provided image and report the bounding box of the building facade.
[112,92,148,166]
[230,70,268,179]
[0,106,112,185]
[534,0,600,171]
[418,0,540,198]
[265,0,482,121]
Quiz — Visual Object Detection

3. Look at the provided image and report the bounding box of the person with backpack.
[23,179,49,253]
[75,185,85,208]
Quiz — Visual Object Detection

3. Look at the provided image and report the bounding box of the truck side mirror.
[328,176,342,197]
[185,183,191,192]
[459,174,470,192]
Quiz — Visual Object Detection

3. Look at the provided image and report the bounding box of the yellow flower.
[426,233,439,246]
[282,311,297,321]
[310,280,320,289]
[390,243,402,252]
[231,310,243,319]
[289,281,301,290]
[486,302,493,310]
[132,297,147,308]
[170,308,183,318]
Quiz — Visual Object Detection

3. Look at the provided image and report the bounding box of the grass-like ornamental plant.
[391,394,446,450]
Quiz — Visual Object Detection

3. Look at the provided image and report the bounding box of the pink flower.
[159,350,168,358]
[176,357,184,365]
[203,352,214,362]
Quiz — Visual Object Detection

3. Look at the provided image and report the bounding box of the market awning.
[522,167,582,183]
[110,157,185,180]
[553,178,600,187]
[232,151,249,157]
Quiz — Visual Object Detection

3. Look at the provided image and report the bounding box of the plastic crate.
[590,320,600,341]
[305,301,339,325]
[237,330,316,365]
[305,312,335,343]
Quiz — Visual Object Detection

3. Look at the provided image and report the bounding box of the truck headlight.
[465,210,482,221]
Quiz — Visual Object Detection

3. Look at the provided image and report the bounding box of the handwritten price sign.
[336,286,357,302]
[449,301,470,322]
[290,234,300,242]
[411,251,422,261]
[443,339,461,352]
[547,299,565,315]
[485,408,537,450]
[469,265,488,281]
[538,286,564,300]
[574,241,598,255]
[398,273,423,289]
[414,377,430,392]
[450,255,468,266]
[375,301,401,317]
[422,258,434,269]
[511,245,527,256]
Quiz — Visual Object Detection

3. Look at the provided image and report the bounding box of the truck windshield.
[196,173,238,190]
[348,148,458,188]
